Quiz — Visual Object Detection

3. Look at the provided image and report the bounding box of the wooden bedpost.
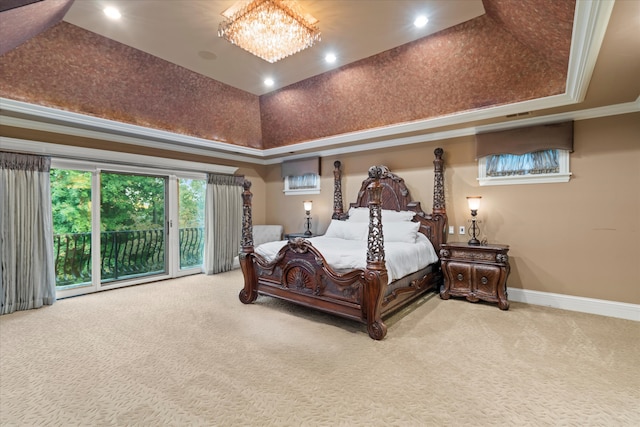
[332,160,346,220]
[432,148,448,244]
[433,148,445,214]
[363,166,388,340]
[239,179,258,304]
[240,179,254,251]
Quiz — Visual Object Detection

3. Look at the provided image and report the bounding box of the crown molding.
[4,98,636,169]
[0,136,238,174]
[565,0,615,102]
[0,0,621,166]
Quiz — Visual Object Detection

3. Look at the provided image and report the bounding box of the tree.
[179,179,205,228]
[50,169,92,234]
[100,173,165,231]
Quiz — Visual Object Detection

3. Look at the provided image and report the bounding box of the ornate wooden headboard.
[332,148,448,251]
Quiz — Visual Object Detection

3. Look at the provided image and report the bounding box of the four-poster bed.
[239,148,447,340]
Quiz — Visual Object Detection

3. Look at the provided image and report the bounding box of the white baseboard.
[507,288,639,322]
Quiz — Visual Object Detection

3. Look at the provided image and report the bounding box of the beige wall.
[263,113,640,305]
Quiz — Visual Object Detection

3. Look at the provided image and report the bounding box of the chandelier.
[218,0,321,63]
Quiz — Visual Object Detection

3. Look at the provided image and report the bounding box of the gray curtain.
[204,173,242,274]
[0,151,56,315]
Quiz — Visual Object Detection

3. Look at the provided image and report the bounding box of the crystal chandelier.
[218,0,321,63]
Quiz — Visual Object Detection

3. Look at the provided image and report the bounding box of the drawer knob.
[481,276,488,285]
[456,273,464,281]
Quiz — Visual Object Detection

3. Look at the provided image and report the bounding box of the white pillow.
[324,220,368,240]
[383,221,420,243]
[346,207,369,222]
[347,207,416,223]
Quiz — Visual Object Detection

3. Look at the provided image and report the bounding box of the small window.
[284,173,320,195]
[478,149,571,186]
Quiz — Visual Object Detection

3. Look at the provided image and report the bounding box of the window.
[475,121,573,186]
[50,158,207,299]
[178,178,206,269]
[478,149,571,186]
[284,173,321,195]
[281,157,320,195]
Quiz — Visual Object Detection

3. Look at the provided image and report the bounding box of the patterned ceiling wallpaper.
[0,0,575,150]
[0,21,263,149]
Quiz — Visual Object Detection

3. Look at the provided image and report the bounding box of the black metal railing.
[179,227,205,269]
[53,227,204,287]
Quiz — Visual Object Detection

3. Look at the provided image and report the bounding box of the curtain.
[0,151,56,315]
[486,149,560,176]
[287,173,320,190]
[204,173,243,274]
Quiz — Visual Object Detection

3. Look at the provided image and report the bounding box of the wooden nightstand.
[439,242,510,310]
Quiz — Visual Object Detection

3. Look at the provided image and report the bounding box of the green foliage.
[50,169,92,233]
[100,173,165,231]
[179,179,205,228]
[51,170,206,233]
[51,169,169,232]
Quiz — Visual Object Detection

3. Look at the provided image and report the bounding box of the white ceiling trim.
[0,136,239,174]
[0,109,261,164]
[0,97,263,159]
[565,0,615,102]
[0,0,616,166]
[3,98,637,170]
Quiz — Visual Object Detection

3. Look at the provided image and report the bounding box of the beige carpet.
[1,269,638,426]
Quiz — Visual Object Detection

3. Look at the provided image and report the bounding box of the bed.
[239,148,447,340]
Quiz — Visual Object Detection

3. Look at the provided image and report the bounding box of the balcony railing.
[53,227,204,287]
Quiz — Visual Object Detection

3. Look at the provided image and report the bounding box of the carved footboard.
[249,239,365,317]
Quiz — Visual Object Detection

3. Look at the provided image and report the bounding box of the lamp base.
[468,238,481,246]
[304,213,312,236]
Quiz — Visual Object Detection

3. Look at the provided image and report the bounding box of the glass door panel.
[100,172,167,284]
[51,169,93,290]
[178,178,205,270]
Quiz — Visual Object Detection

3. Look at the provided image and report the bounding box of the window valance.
[207,173,243,186]
[0,151,51,172]
[281,157,320,178]
[475,121,574,159]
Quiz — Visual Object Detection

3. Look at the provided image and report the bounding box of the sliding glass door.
[51,161,206,298]
[51,169,93,290]
[178,178,206,271]
[100,172,167,284]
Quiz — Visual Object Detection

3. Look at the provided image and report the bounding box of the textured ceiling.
[62,0,487,96]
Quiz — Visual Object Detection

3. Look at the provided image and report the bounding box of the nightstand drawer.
[472,264,502,297]
[448,248,501,263]
[446,261,473,293]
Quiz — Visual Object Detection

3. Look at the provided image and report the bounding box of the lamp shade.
[467,196,481,211]
[303,200,313,212]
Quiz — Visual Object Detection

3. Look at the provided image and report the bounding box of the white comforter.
[254,234,438,283]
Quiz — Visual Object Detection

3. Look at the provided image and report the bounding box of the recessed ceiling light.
[325,53,337,63]
[103,6,121,20]
[264,78,274,87]
[414,15,428,28]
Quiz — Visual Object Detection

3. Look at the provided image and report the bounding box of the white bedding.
[254,233,438,283]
